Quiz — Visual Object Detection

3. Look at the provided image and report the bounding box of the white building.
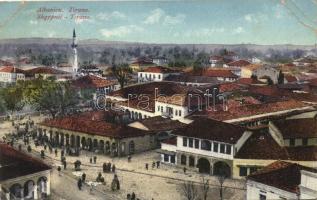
[105,82,213,121]
[0,66,26,83]
[246,161,317,200]
[152,57,168,66]
[160,117,252,177]
[138,66,181,83]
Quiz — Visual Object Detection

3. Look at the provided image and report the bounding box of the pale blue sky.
[0,0,316,45]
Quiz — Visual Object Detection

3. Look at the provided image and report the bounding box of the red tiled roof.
[273,118,317,139]
[284,75,297,83]
[287,146,317,161]
[0,143,51,181]
[0,66,26,74]
[235,131,289,160]
[172,117,246,144]
[141,66,180,73]
[203,69,238,78]
[135,116,185,131]
[72,75,116,89]
[226,60,251,67]
[193,99,308,121]
[39,112,152,139]
[247,161,317,193]
[218,82,247,92]
[26,67,69,75]
[236,78,265,85]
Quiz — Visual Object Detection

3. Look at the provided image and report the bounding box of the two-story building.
[105,82,215,121]
[137,66,181,83]
[0,66,26,83]
[159,117,252,177]
[241,64,279,84]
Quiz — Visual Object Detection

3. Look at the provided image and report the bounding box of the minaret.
[71,28,78,74]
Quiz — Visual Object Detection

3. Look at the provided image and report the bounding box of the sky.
[0,0,316,45]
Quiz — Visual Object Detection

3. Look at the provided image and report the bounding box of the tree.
[22,77,79,119]
[278,70,284,84]
[111,63,132,89]
[181,181,198,200]
[217,174,227,200]
[0,85,24,118]
[201,178,210,200]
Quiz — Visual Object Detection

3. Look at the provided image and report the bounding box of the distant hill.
[0,38,315,64]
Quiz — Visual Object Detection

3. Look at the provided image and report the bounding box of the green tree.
[111,63,132,89]
[22,77,79,119]
[0,85,24,117]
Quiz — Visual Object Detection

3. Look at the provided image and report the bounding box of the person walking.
[112,164,116,173]
[156,161,160,168]
[145,163,148,170]
[77,178,82,190]
[54,149,58,157]
[93,156,97,164]
[82,173,86,182]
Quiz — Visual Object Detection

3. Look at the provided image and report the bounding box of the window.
[161,106,163,112]
[201,140,211,151]
[225,144,231,155]
[189,156,195,167]
[181,155,186,165]
[158,75,161,79]
[179,110,182,116]
[140,73,142,77]
[250,167,258,174]
[188,138,193,148]
[175,110,178,116]
[259,194,266,200]
[289,138,295,146]
[303,138,308,146]
[170,155,175,163]
[213,142,218,152]
[164,154,169,162]
[194,139,199,149]
[183,137,188,147]
[220,144,225,153]
[239,167,247,176]
[157,106,160,111]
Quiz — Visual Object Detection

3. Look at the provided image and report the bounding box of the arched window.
[129,141,135,154]
[201,140,211,151]
[181,154,187,165]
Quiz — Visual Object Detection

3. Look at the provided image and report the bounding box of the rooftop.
[39,111,153,139]
[0,143,51,181]
[72,75,116,89]
[172,117,246,144]
[235,131,289,160]
[226,60,251,67]
[0,66,26,74]
[273,118,317,139]
[192,99,308,122]
[129,116,185,131]
[140,66,180,74]
[26,67,70,75]
[247,161,317,194]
